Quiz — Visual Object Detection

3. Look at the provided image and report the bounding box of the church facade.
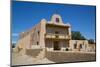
[15,14,95,52]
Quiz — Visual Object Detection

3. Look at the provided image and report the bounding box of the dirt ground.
[12,52,54,66]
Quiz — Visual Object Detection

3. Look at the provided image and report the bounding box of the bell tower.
[51,14,64,24]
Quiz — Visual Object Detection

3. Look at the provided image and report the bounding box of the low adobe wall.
[26,49,43,57]
[46,51,96,63]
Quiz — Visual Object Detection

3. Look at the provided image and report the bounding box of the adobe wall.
[46,51,96,63]
[45,39,69,51]
[26,49,43,57]
[30,22,41,47]
[16,34,31,49]
[87,44,96,52]
[39,19,46,48]
[25,48,46,60]
[16,21,42,49]
[70,40,88,51]
[46,26,69,35]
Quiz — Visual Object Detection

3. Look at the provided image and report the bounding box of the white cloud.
[12,33,19,37]
[12,41,17,44]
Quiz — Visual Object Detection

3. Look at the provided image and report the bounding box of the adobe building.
[15,14,95,52]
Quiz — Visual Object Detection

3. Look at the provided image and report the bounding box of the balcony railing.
[45,33,71,39]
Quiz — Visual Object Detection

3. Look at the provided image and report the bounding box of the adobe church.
[15,14,95,52]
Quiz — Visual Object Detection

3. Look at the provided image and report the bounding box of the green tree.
[88,39,95,44]
[12,43,16,48]
[71,31,86,40]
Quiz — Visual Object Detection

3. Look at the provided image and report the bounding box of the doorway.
[53,41,60,50]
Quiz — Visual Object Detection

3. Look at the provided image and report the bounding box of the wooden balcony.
[45,33,71,40]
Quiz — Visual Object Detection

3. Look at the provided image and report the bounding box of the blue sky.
[12,1,96,43]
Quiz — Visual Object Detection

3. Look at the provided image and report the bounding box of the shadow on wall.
[26,49,43,58]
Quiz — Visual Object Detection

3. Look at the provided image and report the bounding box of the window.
[74,44,77,49]
[55,31,59,34]
[56,18,59,23]
[80,44,82,49]
[37,41,39,45]
[38,31,40,35]
[67,29,69,35]
[55,31,59,38]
